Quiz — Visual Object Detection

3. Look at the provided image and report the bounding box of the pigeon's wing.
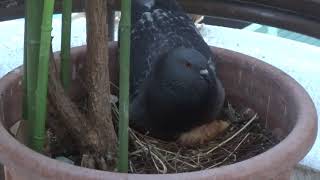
[129,93,148,129]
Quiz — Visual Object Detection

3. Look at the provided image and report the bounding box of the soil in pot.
[10,98,279,174]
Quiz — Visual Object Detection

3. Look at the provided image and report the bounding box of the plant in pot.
[0,0,317,180]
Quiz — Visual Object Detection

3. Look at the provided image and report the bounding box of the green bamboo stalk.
[60,0,72,89]
[32,0,55,152]
[26,0,43,145]
[117,0,131,172]
[22,3,28,120]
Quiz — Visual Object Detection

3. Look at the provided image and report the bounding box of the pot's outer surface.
[0,43,317,180]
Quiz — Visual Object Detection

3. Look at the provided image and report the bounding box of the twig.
[206,133,250,169]
[130,128,168,173]
[206,114,257,154]
[129,160,135,173]
[150,152,167,174]
[226,102,239,122]
[174,158,198,168]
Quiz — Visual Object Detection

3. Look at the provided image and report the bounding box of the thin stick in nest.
[206,133,250,169]
[206,113,258,154]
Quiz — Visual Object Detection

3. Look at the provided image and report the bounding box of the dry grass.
[126,103,279,174]
[47,99,279,174]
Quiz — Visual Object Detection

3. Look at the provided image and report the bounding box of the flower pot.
[0,43,317,180]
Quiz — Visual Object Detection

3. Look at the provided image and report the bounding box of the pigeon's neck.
[144,77,205,108]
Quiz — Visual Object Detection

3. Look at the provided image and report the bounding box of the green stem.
[26,0,43,145]
[60,0,72,89]
[117,0,131,172]
[32,0,55,152]
[22,3,28,120]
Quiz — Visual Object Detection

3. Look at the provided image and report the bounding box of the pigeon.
[129,0,228,145]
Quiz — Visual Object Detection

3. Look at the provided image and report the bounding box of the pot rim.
[0,46,317,180]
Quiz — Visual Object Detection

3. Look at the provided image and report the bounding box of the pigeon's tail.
[133,0,181,10]
[132,0,154,23]
[134,0,155,10]
[132,0,183,23]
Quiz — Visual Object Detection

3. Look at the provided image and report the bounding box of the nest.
[127,103,279,174]
[46,100,279,174]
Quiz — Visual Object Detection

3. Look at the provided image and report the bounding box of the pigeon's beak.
[200,69,209,76]
[200,69,210,82]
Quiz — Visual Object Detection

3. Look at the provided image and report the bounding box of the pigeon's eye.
[185,62,192,68]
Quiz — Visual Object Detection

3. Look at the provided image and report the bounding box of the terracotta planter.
[0,43,317,180]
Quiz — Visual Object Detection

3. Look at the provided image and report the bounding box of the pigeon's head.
[152,47,216,89]
[146,47,224,111]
